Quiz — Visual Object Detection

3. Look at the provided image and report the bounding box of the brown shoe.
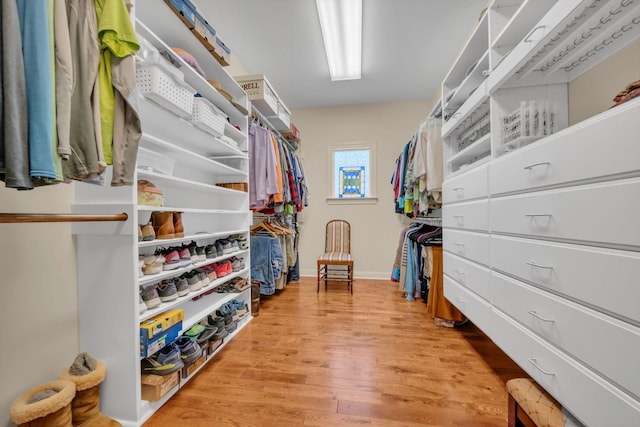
[141,222,155,241]
[173,211,184,238]
[151,211,175,239]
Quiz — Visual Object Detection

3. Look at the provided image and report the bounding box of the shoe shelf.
[448,133,492,171]
[140,267,250,321]
[138,252,249,288]
[135,19,249,131]
[137,206,247,215]
[138,229,248,249]
[178,289,251,337]
[137,169,247,196]
[138,315,252,424]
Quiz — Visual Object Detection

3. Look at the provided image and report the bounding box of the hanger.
[250,220,278,237]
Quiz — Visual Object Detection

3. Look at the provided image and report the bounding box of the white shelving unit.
[441,1,640,425]
[72,2,252,425]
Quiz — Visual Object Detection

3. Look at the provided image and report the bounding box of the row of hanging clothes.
[391,221,465,327]
[1,0,141,190]
[249,214,299,296]
[390,116,443,217]
[248,111,308,215]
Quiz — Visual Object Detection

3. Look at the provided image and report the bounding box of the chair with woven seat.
[317,219,353,294]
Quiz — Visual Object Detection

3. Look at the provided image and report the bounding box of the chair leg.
[317,262,321,293]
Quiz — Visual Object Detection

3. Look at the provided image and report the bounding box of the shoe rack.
[71,2,252,425]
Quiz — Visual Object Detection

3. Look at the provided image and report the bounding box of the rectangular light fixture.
[315,0,362,81]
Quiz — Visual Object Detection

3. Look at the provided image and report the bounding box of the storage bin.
[193,11,216,51]
[141,371,180,402]
[235,74,278,116]
[136,61,196,118]
[164,0,196,28]
[189,97,228,137]
[500,100,558,155]
[137,147,175,176]
[268,100,291,131]
[182,352,207,377]
[213,36,231,66]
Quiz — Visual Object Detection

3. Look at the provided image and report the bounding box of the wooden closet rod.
[0,212,128,223]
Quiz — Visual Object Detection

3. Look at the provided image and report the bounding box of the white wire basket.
[188,97,228,137]
[136,61,196,118]
[500,100,558,155]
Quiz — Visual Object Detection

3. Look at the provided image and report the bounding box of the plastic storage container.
[136,61,196,118]
[188,97,228,137]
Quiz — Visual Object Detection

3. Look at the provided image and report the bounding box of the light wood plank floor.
[144,277,527,427]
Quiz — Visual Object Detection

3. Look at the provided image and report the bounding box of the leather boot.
[140,222,155,241]
[10,380,76,427]
[151,211,174,239]
[173,211,184,238]
[60,354,121,427]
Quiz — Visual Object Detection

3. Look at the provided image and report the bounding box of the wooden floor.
[144,277,527,427]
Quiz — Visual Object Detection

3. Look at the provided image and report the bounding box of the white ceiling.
[195,0,489,109]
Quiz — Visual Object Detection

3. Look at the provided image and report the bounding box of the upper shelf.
[491,0,558,52]
[488,0,640,90]
[442,10,489,94]
[134,14,248,127]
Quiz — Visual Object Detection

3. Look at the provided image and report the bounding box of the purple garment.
[248,123,278,209]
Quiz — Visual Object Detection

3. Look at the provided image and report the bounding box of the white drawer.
[491,272,640,399]
[490,100,640,196]
[444,276,495,339]
[491,309,640,427]
[443,229,489,266]
[489,178,640,248]
[443,252,490,301]
[490,235,640,324]
[443,164,488,203]
[443,199,489,232]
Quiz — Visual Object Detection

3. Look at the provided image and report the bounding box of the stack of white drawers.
[443,100,640,425]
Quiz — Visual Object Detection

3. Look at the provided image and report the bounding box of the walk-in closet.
[2,1,638,426]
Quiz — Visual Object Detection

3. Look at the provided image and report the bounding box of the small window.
[328,144,377,204]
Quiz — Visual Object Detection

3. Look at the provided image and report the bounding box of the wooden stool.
[507,378,564,427]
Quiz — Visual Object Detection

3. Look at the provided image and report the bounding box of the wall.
[568,38,640,125]
[292,100,431,279]
[0,184,78,425]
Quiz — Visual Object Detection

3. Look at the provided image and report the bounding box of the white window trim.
[327,142,377,203]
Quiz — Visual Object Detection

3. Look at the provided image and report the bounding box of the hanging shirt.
[270,131,284,204]
[95,0,139,166]
[47,0,63,182]
[1,0,32,189]
[249,123,278,210]
[63,0,101,181]
[54,0,72,162]
[17,0,57,180]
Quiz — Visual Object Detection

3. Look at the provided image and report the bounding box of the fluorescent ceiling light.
[316,0,362,81]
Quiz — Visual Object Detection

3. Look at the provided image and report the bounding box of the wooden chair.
[317,219,353,294]
[507,378,564,427]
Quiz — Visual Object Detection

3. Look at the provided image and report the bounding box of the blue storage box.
[165,0,196,28]
[214,37,231,66]
[140,320,182,358]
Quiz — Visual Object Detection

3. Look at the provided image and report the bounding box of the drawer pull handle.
[453,187,464,192]
[528,310,555,323]
[454,296,466,304]
[526,261,553,270]
[525,214,552,218]
[523,161,550,170]
[528,358,555,376]
[455,243,465,253]
[455,270,466,282]
[524,25,546,43]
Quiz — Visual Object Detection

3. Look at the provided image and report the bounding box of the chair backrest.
[325,220,351,253]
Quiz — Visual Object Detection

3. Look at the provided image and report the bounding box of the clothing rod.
[0,212,129,223]
[251,107,299,152]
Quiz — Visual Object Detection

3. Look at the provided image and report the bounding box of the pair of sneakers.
[141,336,202,375]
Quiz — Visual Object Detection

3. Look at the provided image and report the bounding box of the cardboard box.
[164,0,196,28]
[235,75,278,117]
[215,182,248,192]
[140,321,182,358]
[141,371,180,402]
[208,338,223,355]
[182,352,207,378]
[192,12,216,51]
[140,309,184,357]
